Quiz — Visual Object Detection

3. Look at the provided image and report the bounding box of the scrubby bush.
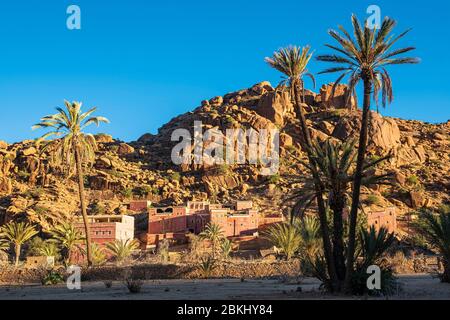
[199,256,217,278]
[365,194,381,206]
[41,270,64,286]
[106,239,139,265]
[263,223,302,260]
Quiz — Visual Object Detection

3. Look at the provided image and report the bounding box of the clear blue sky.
[1,0,449,143]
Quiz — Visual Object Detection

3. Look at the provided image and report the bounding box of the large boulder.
[255,91,294,126]
[332,111,401,153]
[94,134,113,143]
[0,141,7,150]
[117,143,135,155]
[319,83,356,109]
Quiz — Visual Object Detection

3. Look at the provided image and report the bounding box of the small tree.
[264,223,302,260]
[220,238,233,260]
[200,223,225,258]
[417,211,450,283]
[106,239,139,265]
[49,222,84,266]
[0,222,38,266]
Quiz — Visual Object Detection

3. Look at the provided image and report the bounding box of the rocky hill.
[0,81,449,236]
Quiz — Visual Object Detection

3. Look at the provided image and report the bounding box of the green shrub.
[133,185,153,198]
[169,172,181,182]
[437,203,450,214]
[406,174,420,186]
[267,174,281,184]
[214,164,229,175]
[41,270,64,286]
[121,188,133,199]
[365,195,381,206]
[199,256,217,278]
[90,202,106,215]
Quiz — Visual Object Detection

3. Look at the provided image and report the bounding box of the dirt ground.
[0,274,449,300]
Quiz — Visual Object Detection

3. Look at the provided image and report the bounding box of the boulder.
[255,91,293,126]
[250,81,273,95]
[94,134,113,143]
[209,96,224,107]
[319,83,356,109]
[332,111,400,152]
[280,133,293,148]
[117,143,135,155]
[409,191,424,209]
[22,147,37,156]
[0,141,7,150]
[138,133,155,143]
[318,121,335,135]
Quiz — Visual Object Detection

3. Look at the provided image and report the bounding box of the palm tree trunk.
[330,189,346,287]
[292,83,339,289]
[14,244,20,267]
[442,261,450,283]
[74,143,93,267]
[344,78,372,292]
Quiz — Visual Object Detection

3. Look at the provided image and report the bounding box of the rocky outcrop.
[255,90,294,126]
[319,83,357,110]
[332,110,401,152]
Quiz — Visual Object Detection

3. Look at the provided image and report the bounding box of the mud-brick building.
[144,200,263,245]
[367,207,397,233]
[75,215,135,245]
[128,200,152,212]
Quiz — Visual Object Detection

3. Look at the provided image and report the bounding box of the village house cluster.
[74,198,398,253]
[74,200,285,250]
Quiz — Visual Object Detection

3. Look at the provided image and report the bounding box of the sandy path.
[0,275,448,300]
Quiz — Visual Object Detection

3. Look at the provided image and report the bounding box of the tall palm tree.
[417,211,450,283]
[33,101,109,266]
[199,223,225,258]
[289,138,391,288]
[266,46,338,286]
[48,222,84,265]
[316,15,419,290]
[0,221,38,266]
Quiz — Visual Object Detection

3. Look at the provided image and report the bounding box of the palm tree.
[266,46,338,286]
[264,222,302,260]
[288,137,391,288]
[106,239,140,265]
[0,221,38,266]
[33,101,109,266]
[37,241,60,259]
[220,238,233,260]
[199,223,225,258]
[417,211,450,282]
[316,15,418,290]
[351,226,397,295]
[48,222,84,266]
[294,215,322,260]
[0,239,9,252]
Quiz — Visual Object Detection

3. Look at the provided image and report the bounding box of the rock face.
[319,83,357,110]
[332,110,401,152]
[255,90,294,126]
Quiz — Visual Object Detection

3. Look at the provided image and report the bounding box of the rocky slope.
[0,81,449,236]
